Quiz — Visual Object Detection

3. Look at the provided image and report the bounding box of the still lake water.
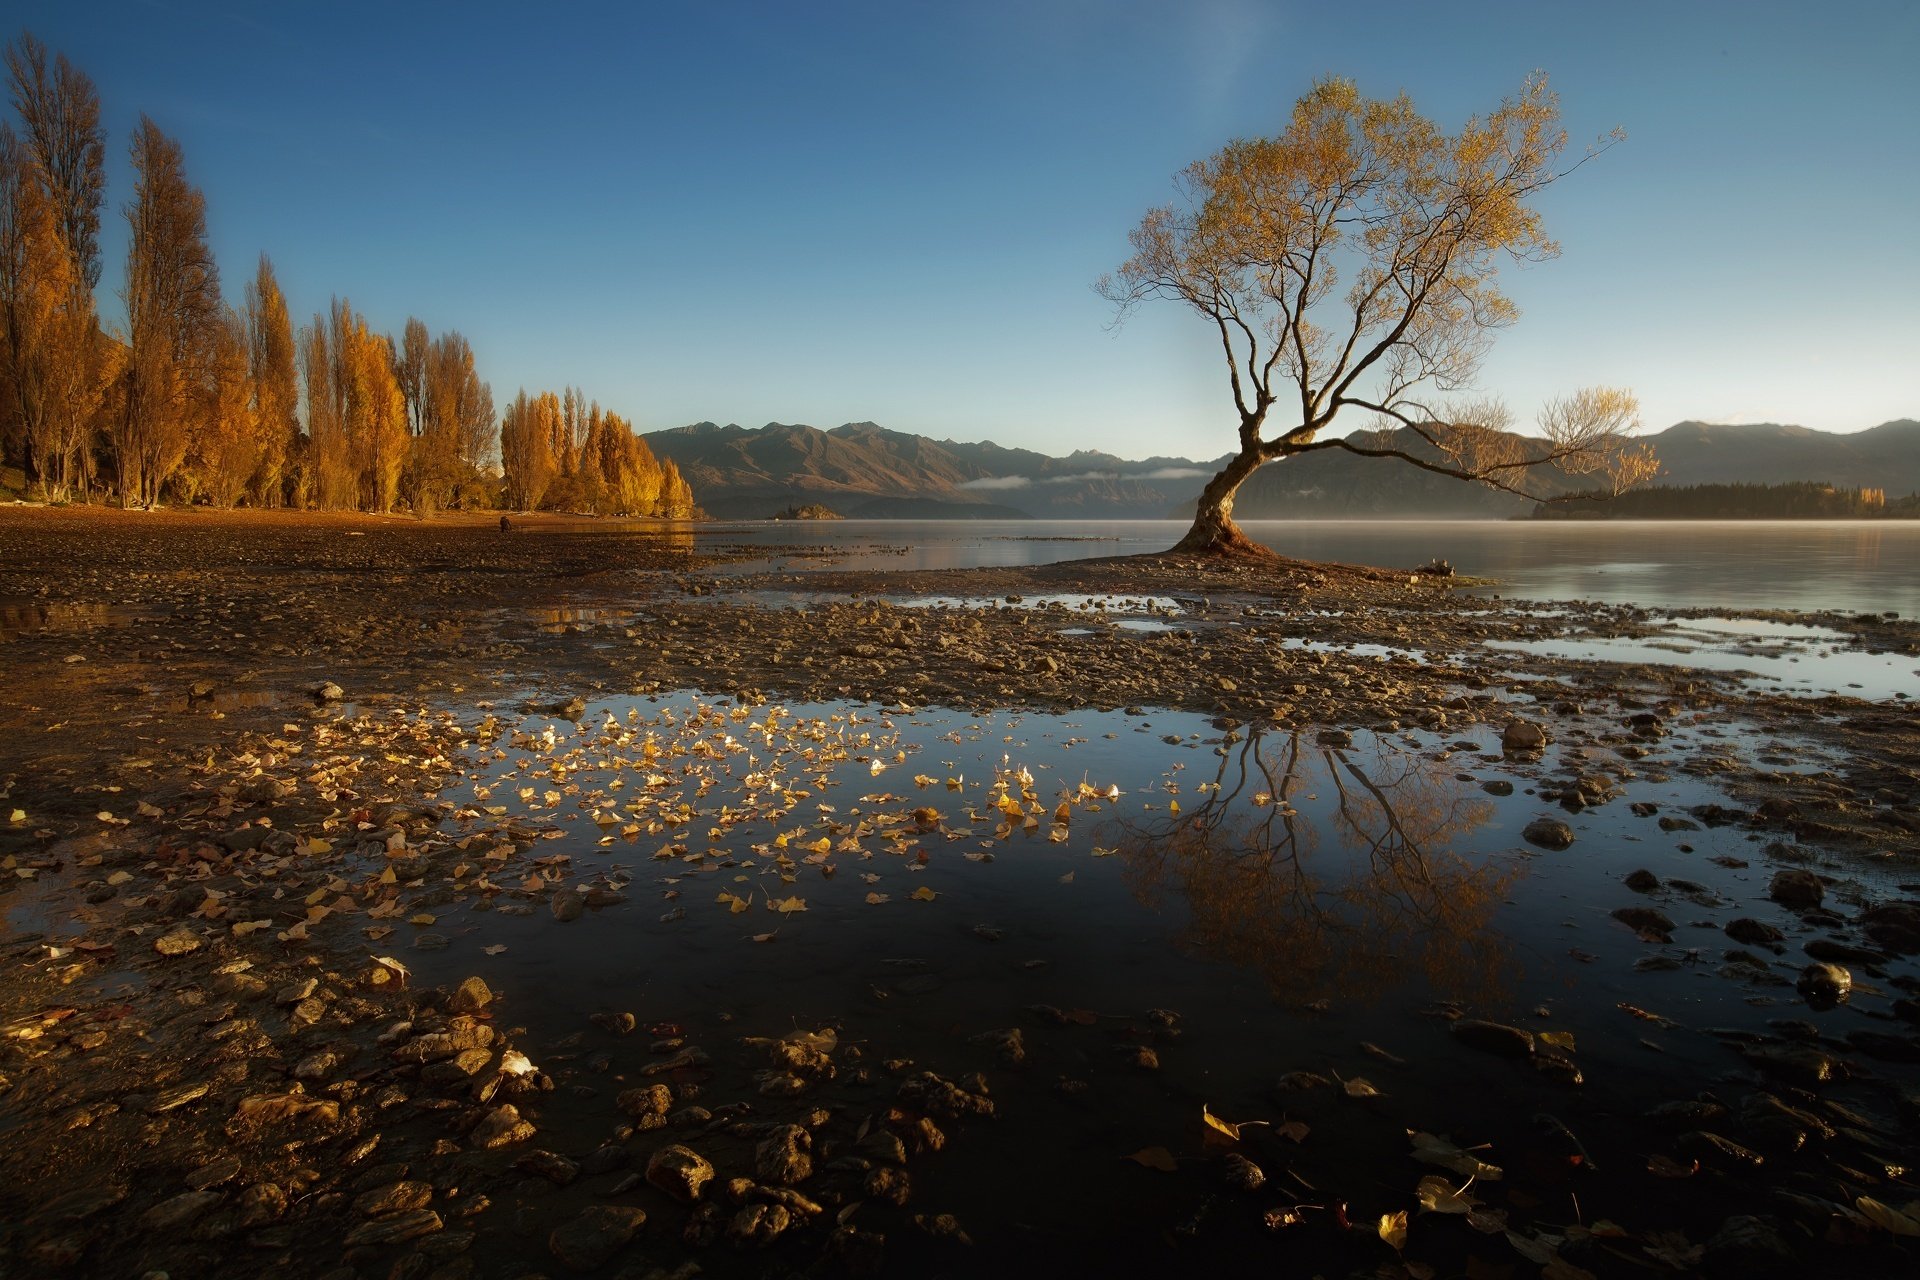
[697,518,1920,618]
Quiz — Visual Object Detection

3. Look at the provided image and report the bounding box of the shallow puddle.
[354,689,1917,1273]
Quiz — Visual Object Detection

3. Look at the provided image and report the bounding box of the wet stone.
[1768,869,1824,910]
[1612,906,1676,938]
[142,1190,223,1232]
[754,1124,814,1185]
[551,889,585,922]
[1501,720,1548,754]
[616,1083,673,1120]
[1703,1214,1800,1278]
[343,1208,443,1246]
[513,1149,580,1186]
[1796,962,1851,1007]
[646,1144,715,1203]
[1624,868,1661,892]
[1221,1152,1266,1191]
[1450,1019,1534,1058]
[154,926,203,957]
[469,1104,535,1149]
[448,976,493,1014]
[1725,918,1786,949]
[548,1204,647,1272]
[726,1202,792,1249]
[1522,817,1575,850]
[354,1180,433,1218]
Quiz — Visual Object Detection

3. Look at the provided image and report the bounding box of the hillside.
[643,419,1920,520]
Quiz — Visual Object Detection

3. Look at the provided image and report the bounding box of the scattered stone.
[141,1190,222,1232]
[153,927,202,957]
[1725,918,1785,949]
[468,1104,535,1149]
[448,976,493,1014]
[1768,869,1824,911]
[514,1149,580,1186]
[1450,1020,1534,1058]
[548,1205,646,1272]
[313,681,345,702]
[1796,963,1852,1007]
[353,1181,433,1218]
[1501,721,1548,754]
[1221,1152,1265,1191]
[1611,906,1676,939]
[617,1083,673,1120]
[343,1209,443,1246]
[1624,868,1661,892]
[551,889,585,922]
[1522,818,1574,850]
[646,1145,715,1203]
[754,1124,813,1185]
[726,1202,791,1249]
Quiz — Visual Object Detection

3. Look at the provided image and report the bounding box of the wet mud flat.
[1,507,1918,1279]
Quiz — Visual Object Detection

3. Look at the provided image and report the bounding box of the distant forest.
[0,33,694,517]
[1531,481,1919,520]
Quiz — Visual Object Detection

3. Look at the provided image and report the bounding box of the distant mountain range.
[642,419,1920,520]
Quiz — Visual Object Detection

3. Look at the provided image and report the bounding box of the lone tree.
[1100,74,1655,555]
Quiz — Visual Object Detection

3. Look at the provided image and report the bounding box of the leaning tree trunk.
[1173,446,1274,556]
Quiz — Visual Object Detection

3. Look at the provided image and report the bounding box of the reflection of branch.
[1112,728,1520,1004]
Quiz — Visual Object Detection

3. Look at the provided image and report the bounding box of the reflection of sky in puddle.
[1277,637,1428,661]
[1487,620,1918,700]
[388,692,1914,1103]
[0,600,141,641]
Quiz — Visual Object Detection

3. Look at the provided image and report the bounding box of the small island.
[771,502,843,520]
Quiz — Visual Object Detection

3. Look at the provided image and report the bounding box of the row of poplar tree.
[0,33,695,517]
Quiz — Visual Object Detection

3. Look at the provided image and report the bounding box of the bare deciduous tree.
[1100,74,1655,555]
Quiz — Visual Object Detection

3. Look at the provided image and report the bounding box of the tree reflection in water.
[1112,727,1522,1004]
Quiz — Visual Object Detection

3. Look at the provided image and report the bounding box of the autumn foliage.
[0,31,695,519]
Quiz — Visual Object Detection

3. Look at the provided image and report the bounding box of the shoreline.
[2,506,1917,1278]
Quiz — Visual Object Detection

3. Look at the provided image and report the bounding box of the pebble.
[1768,869,1824,910]
[1522,817,1574,850]
[1450,1019,1535,1058]
[646,1144,716,1203]
[153,927,202,957]
[468,1104,535,1149]
[548,1204,646,1272]
[342,1208,443,1246]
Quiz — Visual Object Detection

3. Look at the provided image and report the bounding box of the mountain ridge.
[643,419,1920,520]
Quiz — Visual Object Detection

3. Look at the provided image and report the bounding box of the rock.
[154,927,202,957]
[1678,1131,1766,1169]
[646,1145,715,1203]
[1703,1213,1799,1278]
[1860,901,1920,953]
[551,889,585,922]
[353,1181,433,1218]
[1481,779,1514,796]
[617,1083,673,1120]
[343,1209,443,1246]
[896,1072,994,1119]
[726,1202,792,1249]
[754,1124,813,1185]
[1624,868,1661,892]
[1725,918,1785,949]
[448,977,492,1014]
[1450,1019,1534,1058]
[185,1158,243,1192]
[1501,720,1548,753]
[1522,818,1574,850]
[1611,906,1676,939]
[468,1104,535,1149]
[514,1149,580,1186]
[141,1190,223,1232]
[293,1048,343,1081]
[1221,1152,1266,1191]
[313,681,345,702]
[1796,962,1851,1007]
[548,1205,646,1272]
[863,1166,911,1205]
[969,1026,1025,1066]
[1740,1043,1844,1086]
[1768,869,1824,910]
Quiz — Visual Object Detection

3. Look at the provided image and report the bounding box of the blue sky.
[14,1,1918,458]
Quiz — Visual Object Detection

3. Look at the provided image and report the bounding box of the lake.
[693,518,1920,618]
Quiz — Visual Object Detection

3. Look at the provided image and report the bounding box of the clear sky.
[12,1,1918,459]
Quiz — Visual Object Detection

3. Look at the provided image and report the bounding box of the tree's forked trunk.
[1172,446,1275,556]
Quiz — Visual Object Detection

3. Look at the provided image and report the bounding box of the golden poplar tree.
[244,255,296,506]
[119,115,220,507]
